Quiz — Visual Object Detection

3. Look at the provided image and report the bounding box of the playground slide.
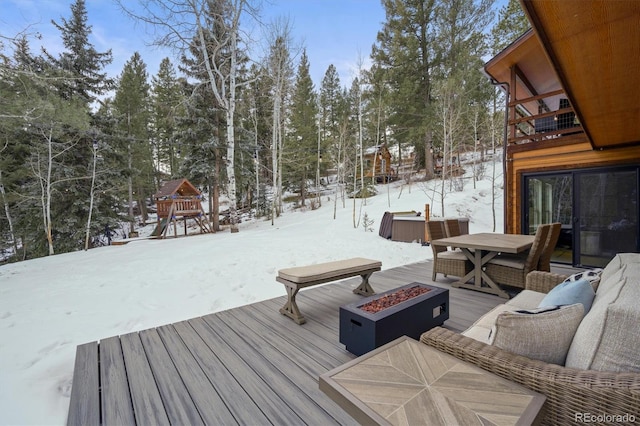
[153,218,168,236]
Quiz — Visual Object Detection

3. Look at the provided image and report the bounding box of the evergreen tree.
[179,6,230,232]
[0,37,47,258]
[38,0,116,254]
[45,0,114,106]
[370,0,438,174]
[286,50,318,207]
[491,0,530,54]
[6,38,91,256]
[318,64,346,188]
[113,52,152,234]
[151,58,185,178]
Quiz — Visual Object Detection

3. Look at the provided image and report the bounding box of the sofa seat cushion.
[506,289,546,310]
[461,304,510,343]
[566,262,640,372]
[538,278,595,315]
[489,304,584,365]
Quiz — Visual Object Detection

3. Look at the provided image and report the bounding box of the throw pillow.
[489,304,584,365]
[562,268,603,291]
[538,278,595,315]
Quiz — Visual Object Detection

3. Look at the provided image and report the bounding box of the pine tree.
[491,0,530,54]
[318,64,346,194]
[370,0,438,174]
[151,58,185,178]
[40,0,115,254]
[286,50,318,207]
[45,0,113,106]
[113,53,152,234]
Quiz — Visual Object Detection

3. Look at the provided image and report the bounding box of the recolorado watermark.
[575,412,636,423]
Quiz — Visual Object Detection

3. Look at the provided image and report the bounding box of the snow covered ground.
[0,164,503,425]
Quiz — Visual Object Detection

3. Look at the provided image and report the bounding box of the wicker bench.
[276,258,382,324]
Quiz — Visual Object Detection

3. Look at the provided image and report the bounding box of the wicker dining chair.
[427,220,473,281]
[484,224,550,289]
[444,219,462,238]
[537,222,562,272]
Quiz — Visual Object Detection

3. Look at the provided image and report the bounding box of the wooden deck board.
[67,260,577,425]
[100,337,136,426]
[119,332,170,426]
[66,342,99,426]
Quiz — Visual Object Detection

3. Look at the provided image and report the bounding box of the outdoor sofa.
[421,253,640,424]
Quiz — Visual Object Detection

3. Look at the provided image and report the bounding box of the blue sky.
[1,0,386,88]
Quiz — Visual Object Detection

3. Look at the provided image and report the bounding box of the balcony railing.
[508,90,584,145]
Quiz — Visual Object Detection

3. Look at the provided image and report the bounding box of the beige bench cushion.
[278,257,381,284]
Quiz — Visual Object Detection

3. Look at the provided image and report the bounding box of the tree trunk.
[84,144,98,250]
[128,141,135,236]
[45,127,54,255]
[212,155,221,232]
[425,131,434,180]
[0,169,19,255]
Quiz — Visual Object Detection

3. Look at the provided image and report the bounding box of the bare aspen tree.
[266,18,294,224]
[84,139,98,250]
[0,167,18,256]
[435,79,464,217]
[0,139,18,254]
[30,124,83,255]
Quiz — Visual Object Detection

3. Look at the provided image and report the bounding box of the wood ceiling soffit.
[521,0,640,149]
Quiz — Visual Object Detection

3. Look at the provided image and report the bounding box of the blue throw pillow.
[538,278,595,315]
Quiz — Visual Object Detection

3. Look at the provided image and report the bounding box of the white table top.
[432,232,535,254]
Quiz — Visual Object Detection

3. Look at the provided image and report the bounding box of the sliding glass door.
[525,174,573,264]
[524,166,639,267]
[577,169,638,267]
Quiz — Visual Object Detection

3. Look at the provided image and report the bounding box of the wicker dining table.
[431,232,535,298]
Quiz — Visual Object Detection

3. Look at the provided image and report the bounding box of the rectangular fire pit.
[339,283,449,356]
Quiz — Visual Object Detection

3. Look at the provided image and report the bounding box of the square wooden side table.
[320,336,546,425]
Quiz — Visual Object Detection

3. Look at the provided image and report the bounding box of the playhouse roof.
[153,178,201,199]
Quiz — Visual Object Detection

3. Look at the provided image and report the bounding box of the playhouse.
[363,144,397,182]
[153,178,212,237]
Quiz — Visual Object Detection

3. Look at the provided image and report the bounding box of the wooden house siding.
[505,141,640,234]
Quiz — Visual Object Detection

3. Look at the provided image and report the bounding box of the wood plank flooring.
[67,260,577,425]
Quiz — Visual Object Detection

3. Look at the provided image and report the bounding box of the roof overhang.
[521,0,640,149]
[484,30,563,118]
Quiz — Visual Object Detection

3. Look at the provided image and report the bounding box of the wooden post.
[424,204,430,243]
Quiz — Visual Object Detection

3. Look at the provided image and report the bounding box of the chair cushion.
[487,254,526,270]
[538,278,595,315]
[277,258,381,284]
[437,251,469,261]
[489,304,584,365]
[566,263,640,372]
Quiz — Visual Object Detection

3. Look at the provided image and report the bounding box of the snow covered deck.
[66,260,576,425]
